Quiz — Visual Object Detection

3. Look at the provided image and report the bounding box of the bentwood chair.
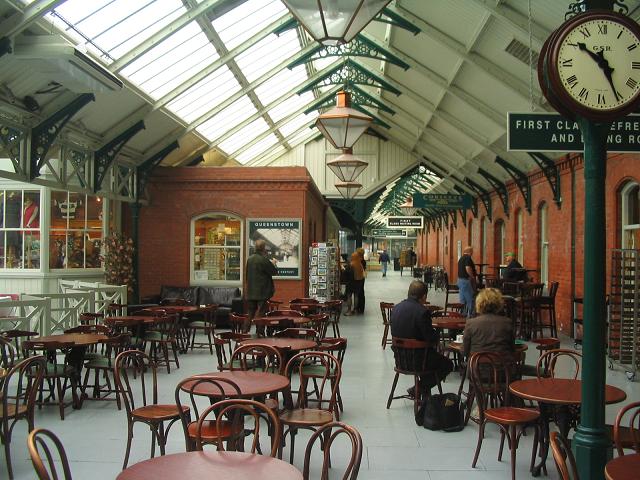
[550,432,579,480]
[0,336,17,370]
[536,349,582,379]
[114,350,189,469]
[302,421,363,480]
[227,344,284,374]
[613,400,640,456]
[278,351,342,463]
[187,304,218,354]
[1,329,38,359]
[196,399,282,455]
[322,300,343,337]
[80,333,130,408]
[2,356,46,480]
[538,281,559,337]
[174,376,242,451]
[143,313,181,373]
[469,351,541,480]
[28,428,73,480]
[379,302,394,349]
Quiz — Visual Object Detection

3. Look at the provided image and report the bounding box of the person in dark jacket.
[390,280,453,394]
[502,252,527,282]
[463,288,515,359]
[379,249,390,277]
[245,239,278,332]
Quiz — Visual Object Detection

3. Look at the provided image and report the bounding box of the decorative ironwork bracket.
[304,85,395,116]
[136,140,180,202]
[465,178,492,221]
[375,7,421,35]
[495,156,531,214]
[528,152,562,208]
[449,210,457,228]
[94,120,145,193]
[30,93,94,180]
[454,185,478,218]
[297,59,401,96]
[459,208,467,227]
[288,34,410,70]
[478,168,509,217]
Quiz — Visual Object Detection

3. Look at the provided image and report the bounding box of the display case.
[308,242,340,302]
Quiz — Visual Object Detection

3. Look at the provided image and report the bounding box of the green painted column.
[573,119,611,480]
[130,202,140,304]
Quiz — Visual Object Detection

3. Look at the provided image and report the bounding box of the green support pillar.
[130,202,140,304]
[573,119,611,480]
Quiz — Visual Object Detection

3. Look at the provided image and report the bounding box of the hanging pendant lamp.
[282,0,392,46]
[315,90,373,149]
[327,148,368,182]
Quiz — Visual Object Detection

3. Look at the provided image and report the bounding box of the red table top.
[239,337,317,351]
[146,305,200,313]
[432,317,466,329]
[605,453,640,480]
[116,451,302,479]
[181,370,290,398]
[510,378,627,405]
[31,333,108,346]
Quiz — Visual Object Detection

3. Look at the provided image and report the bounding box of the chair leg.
[289,427,297,464]
[122,421,134,470]
[471,421,486,468]
[386,372,400,409]
[158,422,166,456]
[509,425,517,480]
[4,426,14,480]
[381,324,389,348]
[172,342,180,369]
[530,424,540,472]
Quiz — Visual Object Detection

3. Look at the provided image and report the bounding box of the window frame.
[621,181,640,249]
[0,187,42,270]
[190,212,244,286]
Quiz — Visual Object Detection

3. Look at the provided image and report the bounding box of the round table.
[116,451,302,479]
[510,378,627,476]
[32,333,108,346]
[146,305,200,313]
[181,370,290,398]
[104,315,163,326]
[239,337,317,352]
[605,453,640,480]
[432,317,466,330]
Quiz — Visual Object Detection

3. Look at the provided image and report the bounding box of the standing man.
[245,239,278,332]
[457,246,477,317]
[408,246,417,275]
[390,280,453,397]
[379,249,390,277]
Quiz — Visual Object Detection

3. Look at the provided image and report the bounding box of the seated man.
[390,280,453,395]
[502,252,527,282]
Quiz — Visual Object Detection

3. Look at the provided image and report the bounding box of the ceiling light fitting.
[327,148,368,182]
[335,181,363,199]
[315,90,373,149]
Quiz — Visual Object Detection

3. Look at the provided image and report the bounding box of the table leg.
[531,402,552,477]
[65,346,87,409]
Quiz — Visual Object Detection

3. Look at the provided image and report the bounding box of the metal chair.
[28,428,73,480]
[302,421,363,480]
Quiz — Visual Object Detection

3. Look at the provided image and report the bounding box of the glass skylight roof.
[41,0,391,165]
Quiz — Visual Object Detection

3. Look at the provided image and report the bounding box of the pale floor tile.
[3,268,639,479]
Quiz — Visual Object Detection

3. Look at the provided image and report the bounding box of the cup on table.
[455,334,464,343]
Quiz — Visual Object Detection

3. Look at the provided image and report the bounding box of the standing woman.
[346,252,365,316]
[356,247,366,314]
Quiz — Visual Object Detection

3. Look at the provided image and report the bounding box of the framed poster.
[247,218,302,279]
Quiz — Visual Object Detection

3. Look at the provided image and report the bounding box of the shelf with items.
[308,242,340,302]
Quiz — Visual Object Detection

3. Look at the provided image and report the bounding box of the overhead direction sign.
[372,228,407,237]
[507,112,640,152]
[413,193,472,209]
[386,216,423,228]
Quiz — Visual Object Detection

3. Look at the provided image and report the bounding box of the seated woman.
[463,288,515,359]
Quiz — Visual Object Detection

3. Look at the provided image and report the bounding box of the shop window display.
[50,191,103,269]
[0,189,40,269]
[193,215,242,282]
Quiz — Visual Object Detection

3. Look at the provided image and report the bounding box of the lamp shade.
[335,181,363,199]
[315,90,373,149]
[282,0,391,46]
[327,149,368,182]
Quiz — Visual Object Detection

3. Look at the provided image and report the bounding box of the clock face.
[553,13,640,115]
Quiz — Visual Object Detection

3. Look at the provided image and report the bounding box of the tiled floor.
[3,270,639,479]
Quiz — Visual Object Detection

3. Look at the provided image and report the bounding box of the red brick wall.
[136,167,327,304]
[416,153,639,335]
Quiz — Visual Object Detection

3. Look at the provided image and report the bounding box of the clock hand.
[577,42,602,64]
[596,50,621,100]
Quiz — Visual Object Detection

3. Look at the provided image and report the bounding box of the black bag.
[416,393,464,432]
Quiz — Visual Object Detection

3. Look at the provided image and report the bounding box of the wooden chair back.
[266,299,283,312]
[285,351,341,412]
[317,337,347,365]
[547,281,560,300]
[196,398,282,455]
[105,303,127,317]
[151,313,181,342]
[275,328,319,341]
[28,428,72,480]
[550,432,579,480]
[0,336,17,369]
[522,282,545,299]
[64,324,109,335]
[290,298,319,304]
[379,302,394,326]
[79,312,104,325]
[613,400,640,456]
[174,376,241,450]
[230,344,283,374]
[307,313,329,335]
[469,351,514,421]
[390,337,429,373]
[303,421,363,480]
[1,329,38,357]
[536,349,582,379]
[253,317,294,337]
[114,350,159,415]
[229,313,248,333]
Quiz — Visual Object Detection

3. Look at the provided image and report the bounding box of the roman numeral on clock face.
[633,62,640,69]
[597,24,607,35]
[562,59,573,67]
[627,77,638,89]
[579,27,591,38]
[597,93,606,105]
[628,43,638,51]
[567,75,578,88]
[578,88,589,100]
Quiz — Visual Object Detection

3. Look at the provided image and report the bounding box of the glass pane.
[235,134,279,164]
[217,118,270,155]
[234,29,300,83]
[86,231,102,268]
[4,190,21,228]
[86,196,103,228]
[225,248,241,281]
[0,232,5,269]
[24,231,40,269]
[50,232,67,269]
[627,185,640,225]
[67,232,86,269]
[23,191,40,229]
[68,193,86,230]
[196,96,257,141]
[0,125,23,175]
[51,191,69,229]
[254,65,308,105]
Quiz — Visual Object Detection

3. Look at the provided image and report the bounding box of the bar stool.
[537,281,559,337]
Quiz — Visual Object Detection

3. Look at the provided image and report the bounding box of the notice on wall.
[386,216,424,228]
[413,193,472,209]
[507,112,640,152]
[371,229,408,237]
[247,219,301,279]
